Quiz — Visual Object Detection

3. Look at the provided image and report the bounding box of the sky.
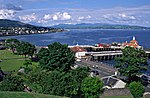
[0,0,150,26]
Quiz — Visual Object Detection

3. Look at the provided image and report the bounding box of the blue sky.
[0,0,150,26]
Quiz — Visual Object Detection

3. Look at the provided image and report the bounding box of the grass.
[0,49,38,71]
[0,91,67,98]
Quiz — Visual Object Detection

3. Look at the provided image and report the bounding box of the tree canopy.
[115,47,149,82]
[5,38,20,53]
[16,41,36,59]
[81,77,103,98]
[38,42,75,71]
[129,81,144,98]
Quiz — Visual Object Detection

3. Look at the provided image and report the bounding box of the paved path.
[75,60,117,77]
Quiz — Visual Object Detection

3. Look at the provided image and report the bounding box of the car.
[90,70,99,75]
[141,74,150,83]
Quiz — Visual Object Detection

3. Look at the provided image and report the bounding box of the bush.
[0,75,24,91]
[81,77,103,98]
[129,81,144,98]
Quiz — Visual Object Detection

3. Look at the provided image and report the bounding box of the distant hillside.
[0,19,64,36]
[52,23,150,29]
[0,19,34,27]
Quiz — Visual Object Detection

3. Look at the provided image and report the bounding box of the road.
[75,60,117,77]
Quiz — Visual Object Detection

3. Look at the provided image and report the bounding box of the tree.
[42,67,89,97]
[16,41,36,59]
[5,38,20,53]
[27,67,49,93]
[38,42,75,71]
[0,75,24,91]
[115,47,149,82]
[81,77,103,98]
[129,81,144,98]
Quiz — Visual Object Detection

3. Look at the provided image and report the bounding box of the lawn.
[0,49,38,71]
[0,91,67,98]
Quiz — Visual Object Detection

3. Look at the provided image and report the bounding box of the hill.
[52,23,150,29]
[0,19,64,36]
[0,91,67,98]
[0,19,33,27]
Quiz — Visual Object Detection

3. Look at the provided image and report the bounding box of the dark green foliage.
[38,42,75,71]
[5,38,20,53]
[0,75,24,91]
[81,77,103,98]
[42,70,82,97]
[27,68,49,93]
[16,41,36,59]
[115,47,149,82]
[129,82,144,98]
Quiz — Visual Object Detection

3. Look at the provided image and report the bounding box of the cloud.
[118,13,136,20]
[0,9,15,19]
[19,13,37,22]
[43,14,51,20]
[52,14,58,20]
[0,5,149,26]
[52,12,71,20]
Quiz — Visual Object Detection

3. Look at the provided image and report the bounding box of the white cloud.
[62,12,71,20]
[43,14,51,20]
[52,14,58,20]
[0,9,15,19]
[78,16,84,20]
[19,13,37,22]
[118,13,136,20]
[52,12,71,20]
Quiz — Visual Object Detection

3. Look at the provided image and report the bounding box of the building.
[70,44,87,61]
[101,76,126,89]
[122,36,142,49]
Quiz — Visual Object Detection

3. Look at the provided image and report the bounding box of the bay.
[0,29,150,48]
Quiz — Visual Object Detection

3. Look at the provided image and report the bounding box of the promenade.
[75,60,117,77]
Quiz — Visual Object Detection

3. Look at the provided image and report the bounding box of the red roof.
[70,46,87,52]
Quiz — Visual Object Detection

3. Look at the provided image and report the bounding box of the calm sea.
[0,29,150,48]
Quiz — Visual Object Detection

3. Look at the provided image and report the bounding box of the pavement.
[75,60,117,77]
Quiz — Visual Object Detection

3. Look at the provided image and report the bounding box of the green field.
[0,50,38,71]
[0,91,67,98]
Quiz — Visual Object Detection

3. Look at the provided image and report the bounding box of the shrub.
[0,75,24,91]
[81,77,103,98]
[129,81,144,98]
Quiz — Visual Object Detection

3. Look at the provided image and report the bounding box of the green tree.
[115,47,149,82]
[5,38,20,53]
[27,67,49,93]
[41,67,89,97]
[129,81,144,98]
[16,41,36,59]
[38,42,75,71]
[0,75,24,91]
[81,77,103,98]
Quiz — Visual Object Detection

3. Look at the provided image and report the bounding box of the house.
[101,88,133,98]
[70,44,87,60]
[101,76,126,89]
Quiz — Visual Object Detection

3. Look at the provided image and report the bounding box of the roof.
[101,75,126,89]
[70,46,87,52]
[101,88,132,97]
[102,76,118,87]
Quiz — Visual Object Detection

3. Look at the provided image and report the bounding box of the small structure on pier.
[122,36,142,49]
[70,44,87,61]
